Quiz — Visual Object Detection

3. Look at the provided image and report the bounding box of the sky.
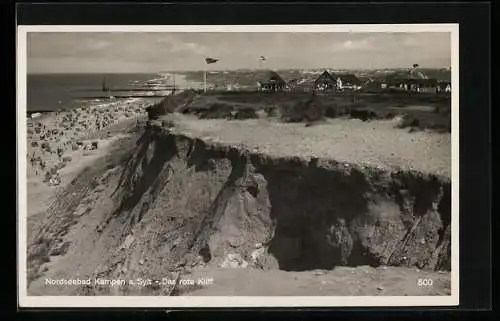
[27,32,451,73]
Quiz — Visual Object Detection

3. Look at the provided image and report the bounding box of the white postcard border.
[17,23,460,308]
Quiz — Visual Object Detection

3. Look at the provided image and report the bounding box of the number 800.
[417,278,433,287]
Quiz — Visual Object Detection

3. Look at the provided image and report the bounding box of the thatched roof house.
[265,70,287,85]
[437,80,452,92]
[409,78,440,92]
[337,74,362,87]
[257,70,287,92]
[359,79,385,92]
[383,78,409,88]
[381,76,441,92]
[314,71,337,90]
[328,73,363,91]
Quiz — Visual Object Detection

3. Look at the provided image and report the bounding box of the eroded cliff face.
[107,124,451,269]
[27,123,451,295]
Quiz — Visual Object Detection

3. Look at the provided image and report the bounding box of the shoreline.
[26,72,190,115]
[25,96,157,217]
[25,70,195,218]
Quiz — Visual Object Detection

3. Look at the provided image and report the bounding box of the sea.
[26,73,164,112]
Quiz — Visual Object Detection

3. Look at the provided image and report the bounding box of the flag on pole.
[204,57,218,92]
[205,57,219,64]
[259,56,266,70]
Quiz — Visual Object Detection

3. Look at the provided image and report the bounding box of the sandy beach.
[26,97,157,218]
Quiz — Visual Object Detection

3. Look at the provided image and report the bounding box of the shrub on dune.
[349,109,380,122]
[279,94,325,123]
[264,105,278,117]
[199,103,234,119]
[228,107,258,120]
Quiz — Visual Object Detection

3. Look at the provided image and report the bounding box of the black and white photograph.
[18,24,459,307]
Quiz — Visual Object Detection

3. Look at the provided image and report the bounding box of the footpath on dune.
[26,102,452,297]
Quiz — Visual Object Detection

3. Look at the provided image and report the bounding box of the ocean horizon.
[26,73,162,112]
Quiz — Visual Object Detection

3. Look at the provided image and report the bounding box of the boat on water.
[102,76,109,92]
[101,76,115,99]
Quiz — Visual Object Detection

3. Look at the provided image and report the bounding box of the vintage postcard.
[17,24,459,307]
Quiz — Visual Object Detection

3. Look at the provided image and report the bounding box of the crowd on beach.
[26,98,155,186]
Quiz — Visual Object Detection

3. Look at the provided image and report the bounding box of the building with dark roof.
[336,74,362,91]
[437,80,452,93]
[406,78,439,93]
[379,76,444,93]
[313,71,337,91]
[257,71,287,92]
